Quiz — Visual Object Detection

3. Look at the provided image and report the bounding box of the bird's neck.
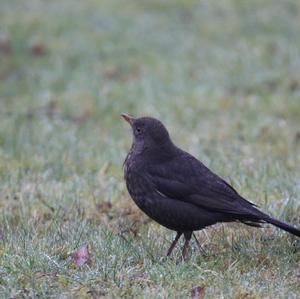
[131,139,177,161]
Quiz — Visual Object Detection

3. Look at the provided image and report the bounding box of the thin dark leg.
[193,232,207,255]
[182,231,192,260]
[166,232,182,257]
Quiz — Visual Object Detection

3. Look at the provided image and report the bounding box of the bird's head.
[121,113,172,153]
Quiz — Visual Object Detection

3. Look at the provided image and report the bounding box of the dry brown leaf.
[71,243,90,267]
[30,44,46,57]
[0,38,11,55]
[191,286,205,298]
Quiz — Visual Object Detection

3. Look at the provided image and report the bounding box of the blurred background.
[0,0,300,297]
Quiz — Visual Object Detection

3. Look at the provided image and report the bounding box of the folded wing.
[146,151,259,217]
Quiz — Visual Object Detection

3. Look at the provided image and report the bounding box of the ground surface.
[0,0,300,298]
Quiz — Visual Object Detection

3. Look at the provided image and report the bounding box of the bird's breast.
[123,150,133,178]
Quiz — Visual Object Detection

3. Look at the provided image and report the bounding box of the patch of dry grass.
[0,0,300,297]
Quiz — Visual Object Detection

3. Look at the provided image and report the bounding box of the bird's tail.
[263,215,300,237]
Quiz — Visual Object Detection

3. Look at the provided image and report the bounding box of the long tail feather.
[263,216,300,237]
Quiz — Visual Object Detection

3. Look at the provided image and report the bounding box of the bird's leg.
[182,231,192,261]
[193,232,207,255]
[166,232,182,257]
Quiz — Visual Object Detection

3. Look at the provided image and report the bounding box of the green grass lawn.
[1,0,300,297]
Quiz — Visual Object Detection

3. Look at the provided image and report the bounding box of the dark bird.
[121,114,300,259]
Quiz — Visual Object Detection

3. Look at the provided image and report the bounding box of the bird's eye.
[136,127,141,134]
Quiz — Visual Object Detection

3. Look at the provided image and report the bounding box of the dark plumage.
[122,114,300,259]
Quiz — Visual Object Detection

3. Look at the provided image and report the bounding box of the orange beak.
[121,113,136,126]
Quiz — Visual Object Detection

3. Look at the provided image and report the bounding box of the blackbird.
[121,114,300,259]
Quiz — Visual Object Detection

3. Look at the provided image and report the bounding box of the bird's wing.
[146,152,257,216]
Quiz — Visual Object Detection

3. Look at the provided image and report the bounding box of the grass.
[0,0,300,297]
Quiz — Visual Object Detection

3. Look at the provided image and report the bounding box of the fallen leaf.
[0,38,11,55]
[71,243,90,267]
[30,43,45,57]
[191,286,205,298]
